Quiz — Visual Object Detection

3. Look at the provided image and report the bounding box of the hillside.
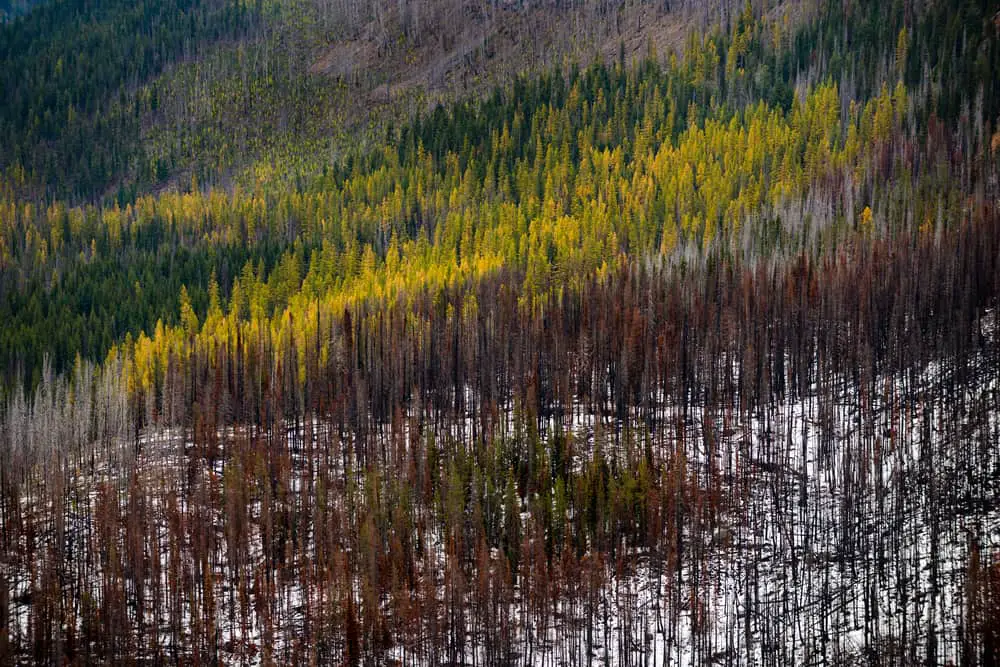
[2,0,1000,664]
[0,0,774,204]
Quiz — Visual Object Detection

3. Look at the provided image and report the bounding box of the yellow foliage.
[860,206,874,234]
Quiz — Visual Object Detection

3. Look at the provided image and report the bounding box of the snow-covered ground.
[5,345,1000,665]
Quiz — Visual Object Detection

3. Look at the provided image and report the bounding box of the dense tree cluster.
[0,0,261,200]
[0,18,961,392]
[3,0,997,393]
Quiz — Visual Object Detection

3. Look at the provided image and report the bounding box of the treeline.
[116,201,1000,447]
[0,47,945,391]
[3,0,998,392]
[2,195,998,664]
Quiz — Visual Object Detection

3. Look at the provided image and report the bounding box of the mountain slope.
[1,0,1000,664]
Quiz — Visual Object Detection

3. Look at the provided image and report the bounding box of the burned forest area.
[2,0,1000,664]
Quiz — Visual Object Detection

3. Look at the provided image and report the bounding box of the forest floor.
[7,320,998,665]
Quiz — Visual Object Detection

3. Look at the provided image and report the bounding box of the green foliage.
[0,0,260,200]
[0,0,997,393]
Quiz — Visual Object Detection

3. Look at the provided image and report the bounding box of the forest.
[2,0,1000,664]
